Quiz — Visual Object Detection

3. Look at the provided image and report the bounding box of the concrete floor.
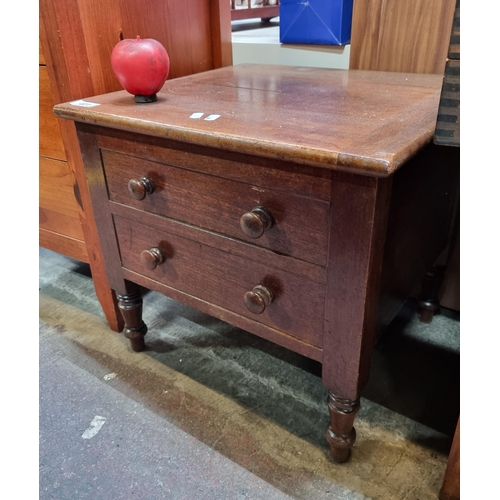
[39,247,460,499]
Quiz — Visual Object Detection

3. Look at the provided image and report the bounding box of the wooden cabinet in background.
[349,0,456,74]
[39,0,232,331]
[350,0,459,315]
[39,40,88,262]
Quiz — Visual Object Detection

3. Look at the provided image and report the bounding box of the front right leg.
[325,392,360,463]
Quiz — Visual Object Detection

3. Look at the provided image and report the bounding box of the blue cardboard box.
[279,0,354,46]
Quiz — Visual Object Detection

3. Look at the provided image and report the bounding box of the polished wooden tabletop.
[53,64,443,177]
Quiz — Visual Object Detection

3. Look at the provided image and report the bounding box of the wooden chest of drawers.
[54,64,458,463]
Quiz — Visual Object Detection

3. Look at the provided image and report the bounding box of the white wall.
[231,21,350,69]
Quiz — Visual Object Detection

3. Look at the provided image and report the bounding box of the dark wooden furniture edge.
[53,66,443,179]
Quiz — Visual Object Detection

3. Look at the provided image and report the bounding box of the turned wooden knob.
[128,177,154,200]
[140,247,165,270]
[240,206,273,239]
[244,285,274,314]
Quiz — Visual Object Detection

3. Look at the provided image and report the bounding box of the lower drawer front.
[114,213,325,348]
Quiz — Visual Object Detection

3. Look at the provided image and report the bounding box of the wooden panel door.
[349,0,456,74]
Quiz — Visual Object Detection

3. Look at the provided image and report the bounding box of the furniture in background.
[39,0,232,332]
[349,0,456,74]
[351,0,460,493]
[39,39,87,262]
[434,4,460,499]
[54,64,458,463]
[350,0,459,319]
[230,1,279,22]
[433,0,460,314]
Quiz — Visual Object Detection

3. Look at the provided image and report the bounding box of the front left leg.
[117,285,148,352]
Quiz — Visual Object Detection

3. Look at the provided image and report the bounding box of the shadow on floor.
[62,259,460,455]
[231,19,279,32]
[363,300,460,442]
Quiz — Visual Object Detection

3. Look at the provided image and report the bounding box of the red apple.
[111,35,170,103]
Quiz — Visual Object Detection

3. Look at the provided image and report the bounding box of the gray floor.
[39,247,459,499]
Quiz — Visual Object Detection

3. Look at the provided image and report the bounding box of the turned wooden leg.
[325,392,360,463]
[418,264,446,323]
[117,289,148,352]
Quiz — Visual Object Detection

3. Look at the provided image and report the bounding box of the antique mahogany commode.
[54,64,457,463]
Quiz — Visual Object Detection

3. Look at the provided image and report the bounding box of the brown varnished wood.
[39,37,46,65]
[375,143,459,333]
[40,0,232,332]
[39,157,84,228]
[322,172,393,399]
[439,417,460,500]
[123,267,323,362]
[321,172,392,461]
[39,228,89,263]
[39,32,91,291]
[59,65,456,464]
[117,285,148,352]
[350,0,460,319]
[325,394,360,463]
[211,0,233,69]
[113,211,326,348]
[76,0,227,93]
[349,0,456,74]
[39,67,66,161]
[40,0,123,332]
[54,65,443,177]
[110,200,325,286]
[74,126,131,297]
[244,285,274,314]
[97,130,332,202]
[102,149,330,266]
[39,206,85,243]
[40,0,232,98]
[140,248,165,270]
[240,207,274,239]
[127,177,155,201]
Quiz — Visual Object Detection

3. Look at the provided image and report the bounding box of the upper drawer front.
[102,149,330,267]
[114,212,325,348]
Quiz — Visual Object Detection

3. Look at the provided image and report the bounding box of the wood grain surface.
[63,64,460,463]
[39,66,66,161]
[54,64,443,177]
[102,149,330,266]
[114,211,326,347]
[349,0,456,74]
[40,0,232,332]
